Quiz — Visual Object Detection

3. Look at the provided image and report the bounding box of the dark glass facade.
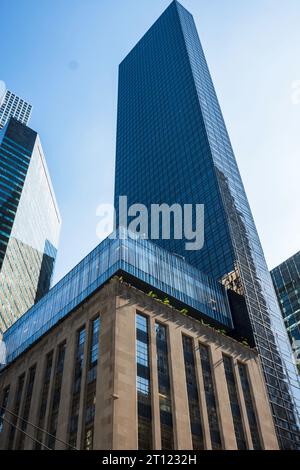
[0,117,60,333]
[155,322,174,449]
[271,252,300,363]
[182,335,203,450]
[47,342,66,449]
[16,364,36,449]
[83,317,100,450]
[136,313,152,450]
[0,385,10,433]
[223,355,247,449]
[238,362,262,450]
[114,0,300,447]
[7,373,24,449]
[69,327,86,448]
[199,344,222,449]
[35,352,53,449]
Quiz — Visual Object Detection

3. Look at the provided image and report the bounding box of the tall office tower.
[0,85,32,129]
[271,252,300,365]
[114,1,300,448]
[0,117,61,333]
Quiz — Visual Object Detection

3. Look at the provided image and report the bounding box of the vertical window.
[182,335,204,450]
[238,363,262,449]
[7,374,24,449]
[0,385,10,433]
[223,355,247,449]
[199,344,222,449]
[35,352,53,450]
[136,313,152,450]
[83,317,100,450]
[69,327,86,448]
[155,322,174,449]
[16,365,36,449]
[47,342,66,449]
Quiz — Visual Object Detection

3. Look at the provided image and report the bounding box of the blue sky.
[1,0,300,283]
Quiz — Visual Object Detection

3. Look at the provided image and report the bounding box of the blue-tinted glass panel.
[223,355,247,450]
[136,313,152,450]
[238,362,262,450]
[182,335,203,450]
[199,344,222,449]
[155,322,174,449]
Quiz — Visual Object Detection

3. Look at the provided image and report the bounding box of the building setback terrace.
[2,230,233,365]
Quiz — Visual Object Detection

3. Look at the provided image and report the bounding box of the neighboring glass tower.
[0,117,61,333]
[271,252,300,365]
[0,85,32,129]
[114,0,300,447]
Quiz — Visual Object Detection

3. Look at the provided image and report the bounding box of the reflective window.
[69,327,86,448]
[83,317,100,450]
[136,313,152,450]
[155,322,174,449]
[7,374,24,449]
[35,351,53,449]
[47,342,66,449]
[16,365,36,449]
[238,362,262,449]
[222,355,247,449]
[182,335,203,449]
[199,344,222,449]
[0,385,10,433]
[271,252,300,364]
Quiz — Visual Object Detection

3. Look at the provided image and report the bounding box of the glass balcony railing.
[2,230,233,365]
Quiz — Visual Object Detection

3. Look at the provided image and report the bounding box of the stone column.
[111,288,138,450]
[247,356,279,450]
[94,295,116,450]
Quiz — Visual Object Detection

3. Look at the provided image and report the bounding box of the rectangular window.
[47,342,66,449]
[83,317,101,450]
[69,327,86,448]
[182,335,204,450]
[136,313,152,450]
[7,374,24,449]
[199,344,222,449]
[238,362,262,449]
[155,322,174,449]
[0,385,10,433]
[223,355,247,449]
[35,351,53,450]
[16,365,36,449]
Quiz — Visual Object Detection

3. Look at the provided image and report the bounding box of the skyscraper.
[0,85,32,129]
[114,1,300,448]
[271,252,300,365]
[0,117,61,333]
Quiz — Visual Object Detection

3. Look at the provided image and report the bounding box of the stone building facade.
[0,278,278,450]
